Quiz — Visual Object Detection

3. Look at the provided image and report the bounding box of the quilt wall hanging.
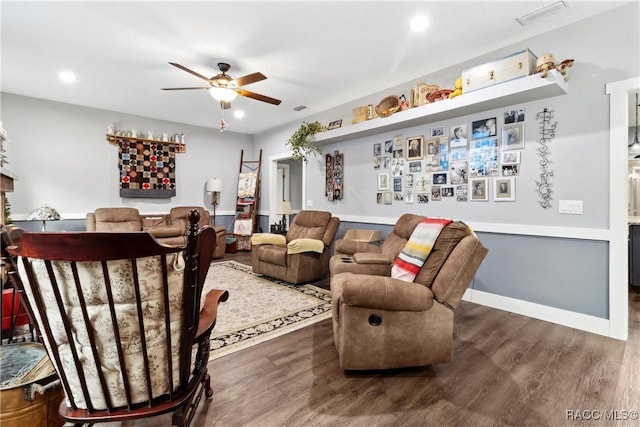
[118,139,177,198]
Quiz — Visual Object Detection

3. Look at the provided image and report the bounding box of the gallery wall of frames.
[372,107,546,206]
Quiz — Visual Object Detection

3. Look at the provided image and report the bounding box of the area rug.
[201,261,332,360]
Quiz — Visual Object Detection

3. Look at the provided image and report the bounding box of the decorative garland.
[535,108,557,209]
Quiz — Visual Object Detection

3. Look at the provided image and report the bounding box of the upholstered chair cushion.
[91,207,142,232]
[169,206,210,231]
[20,255,185,410]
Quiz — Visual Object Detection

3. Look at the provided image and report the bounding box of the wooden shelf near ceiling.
[106,134,186,153]
[314,69,569,145]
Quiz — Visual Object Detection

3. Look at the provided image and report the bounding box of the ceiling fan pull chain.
[220,109,228,133]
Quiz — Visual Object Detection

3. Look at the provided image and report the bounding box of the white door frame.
[606,76,640,340]
[268,152,306,227]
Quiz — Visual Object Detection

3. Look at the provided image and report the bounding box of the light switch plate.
[559,200,583,214]
[306,200,313,207]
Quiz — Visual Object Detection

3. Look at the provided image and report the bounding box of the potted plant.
[286,121,324,162]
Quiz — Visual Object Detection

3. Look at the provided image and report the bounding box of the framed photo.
[431,186,442,201]
[504,109,525,124]
[376,192,384,204]
[393,177,402,192]
[433,172,447,185]
[384,191,393,204]
[393,134,404,150]
[455,184,469,202]
[502,123,525,150]
[470,177,489,201]
[373,142,381,156]
[442,187,454,197]
[404,173,414,188]
[471,117,497,139]
[404,188,414,203]
[409,161,422,172]
[384,140,393,154]
[501,164,520,176]
[494,176,516,201]
[430,126,445,138]
[501,151,521,165]
[415,174,430,193]
[373,156,382,169]
[327,119,343,130]
[406,135,424,160]
[377,172,390,190]
[450,124,468,147]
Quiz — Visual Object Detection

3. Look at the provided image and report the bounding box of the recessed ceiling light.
[516,1,568,26]
[59,71,76,83]
[410,15,429,32]
[234,110,245,119]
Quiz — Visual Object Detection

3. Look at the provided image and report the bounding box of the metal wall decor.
[535,108,557,209]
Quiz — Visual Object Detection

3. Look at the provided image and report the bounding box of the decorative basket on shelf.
[374,95,400,118]
[427,89,454,103]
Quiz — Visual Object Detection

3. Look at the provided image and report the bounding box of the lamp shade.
[208,87,238,102]
[205,178,223,193]
[277,201,292,215]
[26,204,60,221]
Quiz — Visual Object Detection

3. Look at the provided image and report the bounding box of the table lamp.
[205,178,223,226]
[276,201,292,232]
[26,204,60,231]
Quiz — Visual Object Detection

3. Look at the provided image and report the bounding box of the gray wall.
[2,93,255,221]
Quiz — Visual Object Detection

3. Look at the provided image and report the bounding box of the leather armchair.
[251,210,340,284]
[86,206,226,259]
[330,214,488,370]
[167,206,226,258]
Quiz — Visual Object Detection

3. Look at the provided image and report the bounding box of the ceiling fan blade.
[161,87,210,91]
[234,72,267,87]
[220,101,231,110]
[237,89,282,105]
[169,62,212,83]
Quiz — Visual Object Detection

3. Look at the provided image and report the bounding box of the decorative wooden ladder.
[233,149,262,250]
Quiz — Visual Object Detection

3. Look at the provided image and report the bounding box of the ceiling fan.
[161,62,281,109]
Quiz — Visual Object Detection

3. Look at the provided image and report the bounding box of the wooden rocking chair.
[6,210,228,426]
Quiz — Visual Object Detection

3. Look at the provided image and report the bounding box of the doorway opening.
[268,153,304,231]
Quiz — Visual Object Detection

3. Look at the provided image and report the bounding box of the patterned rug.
[202,260,332,360]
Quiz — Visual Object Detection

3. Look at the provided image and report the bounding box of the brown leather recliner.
[86,206,227,259]
[330,213,488,370]
[251,210,340,284]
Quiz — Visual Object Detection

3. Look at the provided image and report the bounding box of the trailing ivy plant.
[286,121,324,162]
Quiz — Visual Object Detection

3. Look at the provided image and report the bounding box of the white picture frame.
[502,123,525,151]
[494,176,516,201]
[470,177,489,201]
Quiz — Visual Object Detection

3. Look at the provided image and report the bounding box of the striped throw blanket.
[391,218,453,282]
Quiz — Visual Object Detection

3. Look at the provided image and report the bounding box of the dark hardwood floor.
[129,251,640,426]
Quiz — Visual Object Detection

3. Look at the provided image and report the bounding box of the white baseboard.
[462,288,614,338]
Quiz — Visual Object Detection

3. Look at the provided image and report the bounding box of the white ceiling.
[0,1,630,135]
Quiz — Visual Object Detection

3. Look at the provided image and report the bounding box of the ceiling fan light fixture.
[209,87,238,102]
